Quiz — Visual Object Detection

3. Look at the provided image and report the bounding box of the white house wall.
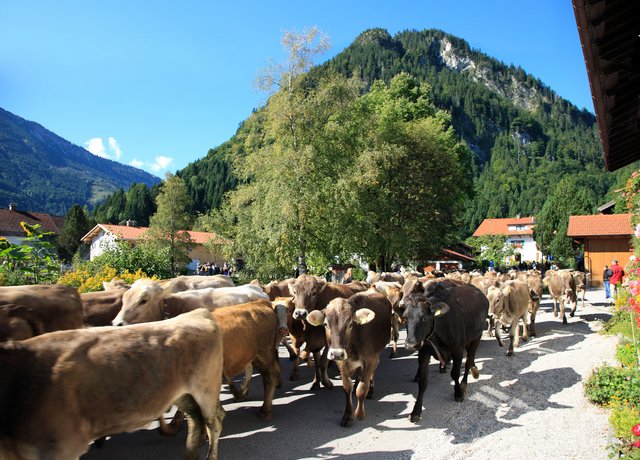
[506,235,539,262]
[89,231,118,260]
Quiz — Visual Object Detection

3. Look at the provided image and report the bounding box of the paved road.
[82,288,617,460]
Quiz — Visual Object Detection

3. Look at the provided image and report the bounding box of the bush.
[58,266,153,293]
[610,402,640,440]
[618,341,640,368]
[584,365,640,406]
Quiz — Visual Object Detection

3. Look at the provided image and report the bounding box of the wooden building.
[567,213,633,287]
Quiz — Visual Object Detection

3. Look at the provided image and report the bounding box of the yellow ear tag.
[434,309,442,316]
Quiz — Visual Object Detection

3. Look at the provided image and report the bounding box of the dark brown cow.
[80,286,129,327]
[402,281,488,422]
[307,291,392,427]
[0,308,224,460]
[287,275,361,389]
[0,285,83,342]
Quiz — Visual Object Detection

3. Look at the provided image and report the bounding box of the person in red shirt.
[609,259,624,297]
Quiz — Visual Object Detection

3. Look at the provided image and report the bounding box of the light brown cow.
[571,270,587,309]
[307,291,392,427]
[372,282,403,358]
[522,271,543,337]
[287,275,362,388]
[543,269,578,324]
[0,285,83,342]
[113,279,269,326]
[261,279,296,300]
[0,308,224,460]
[161,274,234,292]
[488,280,530,356]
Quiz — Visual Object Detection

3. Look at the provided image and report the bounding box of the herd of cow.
[0,267,587,459]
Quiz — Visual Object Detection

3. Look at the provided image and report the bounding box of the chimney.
[8,202,16,211]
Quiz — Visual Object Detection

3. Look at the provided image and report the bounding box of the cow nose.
[328,348,346,361]
[405,340,421,352]
[293,309,307,320]
[112,320,125,327]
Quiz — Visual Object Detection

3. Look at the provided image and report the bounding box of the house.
[567,213,634,287]
[81,223,227,271]
[0,203,65,245]
[472,216,540,263]
[423,243,477,272]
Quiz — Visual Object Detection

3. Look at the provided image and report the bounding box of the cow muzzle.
[293,308,308,320]
[327,348,347,361]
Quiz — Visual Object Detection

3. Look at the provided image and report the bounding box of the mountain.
[0,107,160,216]
[177,28,631,235]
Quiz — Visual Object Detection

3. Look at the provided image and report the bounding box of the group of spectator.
[196,261,232,276]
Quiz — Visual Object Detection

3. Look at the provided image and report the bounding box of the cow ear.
[306,310,325,327]
[430,302,450,317]
[353,308,375,325]
[288,284,297,296]
[315,277,328,291]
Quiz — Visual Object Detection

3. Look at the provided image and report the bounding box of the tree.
[335,74,471,270]
[466,234,516,268]
[0,223,60,285]
[57,204,93,262]
[123,183,155,226]
[147,173,194,276]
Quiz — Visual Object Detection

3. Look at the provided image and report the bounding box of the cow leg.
[311,347,333,390]
[459,337,481,400]
[282,336,297,361]
[552,298,558,317]
[339,362,355,427]
[451,354,464,402]
[390,315,400,358]
[528,301,539,337]
[256,349,282,421]
[569,298,579,318]
[494,319,504,347]
[520,312,529,343]
[288,338,302,381]
[410,347,431,423]
[355,358,378,422]
[239,364,253,400]
[507,319,517,356]
[177,394,210,460]
[560,299,567,324]
[486,315,494,337]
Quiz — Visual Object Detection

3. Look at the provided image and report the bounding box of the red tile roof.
[441,248,476,262]
[0,207,65,237]
[567,214,633,237]
[472,217,535,237]
[81,224,226,245]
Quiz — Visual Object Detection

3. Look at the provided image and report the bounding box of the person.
[609,259,624,298]
[342,267,353,284]
[603,265,613,299]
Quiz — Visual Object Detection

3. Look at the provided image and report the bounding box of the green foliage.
[610,402,640,440]
[147,173,194,276]
[584,365,640,406]
[92,183,157,225]
[466,234,516,268]
[618,341,640,368]
[56,204,93,262]
[0,223,60,285]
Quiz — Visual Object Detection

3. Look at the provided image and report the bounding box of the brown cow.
[287,275,361,389]
[488,279,530,356]
[307,291,392,427]
[0,308,224,460]
[0,285,83,342]
[124,297,282,420]
[523,271,543,337]
[161,274,234,292]
[80,286,129,327]
[543,269,578,324]
[262,279,296,300]
[372,282,403,358]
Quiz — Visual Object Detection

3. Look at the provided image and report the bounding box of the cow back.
[81,288,128,327]
[0,285,83,336]
[347,292,393,356]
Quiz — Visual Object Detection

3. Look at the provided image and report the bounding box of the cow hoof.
[506,351,513,357]
[276,379,283,389]
[258,409,272,421]
[454,394,465,402]
[322,380,334,389]
[340,417,354,427]
[570,311,575,318]
[439,365,447,374]
[553,311,558,318]
[389,351,396,359]
[471,366,479,379]
[562,316,567,325]
[311,382,321,390]
[409,413,421,423]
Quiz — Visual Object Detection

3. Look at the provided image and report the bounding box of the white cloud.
[129,159,144,168]
[151,155,173,172]
[85,138,108,158]
[84,136,124,161]
[108,137,123,160]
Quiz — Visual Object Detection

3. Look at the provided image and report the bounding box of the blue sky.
[1,1,590,178]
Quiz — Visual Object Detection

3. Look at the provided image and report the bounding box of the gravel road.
[82,287,618,460]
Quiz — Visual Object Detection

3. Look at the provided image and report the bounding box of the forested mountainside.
[177,28,632,235]
[0,107,159,216]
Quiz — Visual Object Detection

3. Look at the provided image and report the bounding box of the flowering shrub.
[58,266,153,293]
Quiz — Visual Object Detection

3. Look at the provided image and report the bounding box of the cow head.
[288,275,327,320]
[486,285,504,319]
[402,292,450,352]
[307,297,375,361]
[112,279,163,325]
